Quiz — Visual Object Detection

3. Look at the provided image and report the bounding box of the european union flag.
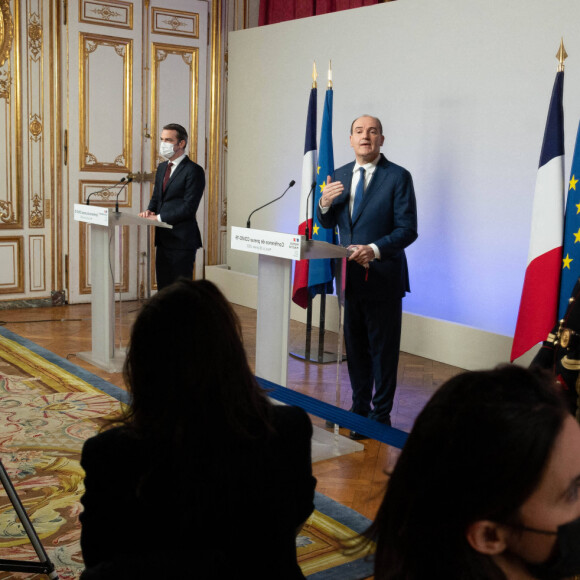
[308,88,336,296]
[559,121,580,318]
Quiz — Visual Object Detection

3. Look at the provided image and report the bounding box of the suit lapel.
[164,156,189,194]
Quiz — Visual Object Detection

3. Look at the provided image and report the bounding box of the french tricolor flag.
[511,71,565,362]
[292,86,317,309]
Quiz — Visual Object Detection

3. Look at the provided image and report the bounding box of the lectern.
[231,226,349,387]
[74,205,172,372]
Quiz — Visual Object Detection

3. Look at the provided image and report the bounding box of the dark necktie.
[352,167,365,217]
[162,162,173,192]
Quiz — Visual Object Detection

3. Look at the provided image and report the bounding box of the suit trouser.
[155,246,195,290]
[344,294,402,425]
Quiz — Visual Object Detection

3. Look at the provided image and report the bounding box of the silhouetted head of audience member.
[122,278,272,441]
[369,364,580,580]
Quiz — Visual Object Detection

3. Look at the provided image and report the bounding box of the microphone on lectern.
[114,177,133,213]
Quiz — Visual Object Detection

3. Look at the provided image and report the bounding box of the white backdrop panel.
[227,0,580,338]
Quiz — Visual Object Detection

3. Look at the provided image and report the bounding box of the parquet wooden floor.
[0,299,464,523]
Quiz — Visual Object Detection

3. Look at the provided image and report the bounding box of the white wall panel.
[228,0,580,346]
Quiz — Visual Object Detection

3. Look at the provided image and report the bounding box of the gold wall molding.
[29,234,45,291]
[151,41,198,166]
[0,0,14,66]
[26,0,45,229]
[151,7,199,39]
[79,179,132,207]
[79,222,129,294]
[0,235,24,293]
[207,0,223,266]
[79,0,133,30]
[0,0,22,229]
[79,32,133,172]
[50,0,63,291]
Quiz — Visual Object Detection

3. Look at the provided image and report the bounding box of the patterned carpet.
[0,326,374,579]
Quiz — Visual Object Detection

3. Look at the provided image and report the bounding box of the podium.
[74,205,172,372]
[231,226,349,387]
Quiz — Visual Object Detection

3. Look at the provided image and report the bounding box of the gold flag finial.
[328,60,333,89]
[557,38,568,72]
[312,61,317,89]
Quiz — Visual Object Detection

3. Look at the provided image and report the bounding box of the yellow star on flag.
[319,180,326,194]
[317,166,321,175]
[313,223,320,236]
[563,254,573,269]
[575,228,580,244]
[576,201,580,215]
[571,175,579,191]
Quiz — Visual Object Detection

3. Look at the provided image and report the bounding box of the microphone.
[304,181,317,240]
[86,177,126,205]
[114,177,133,213]
[246,180,296,228]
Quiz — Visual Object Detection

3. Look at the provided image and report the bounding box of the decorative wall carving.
[27,10,41,61]
[29,194,42,226]
[79,0,133,30]
[0,0,14,67]
[79,179,132,207]
[0,200,14,223]
[26,1,45,228]
[151,7,198,39]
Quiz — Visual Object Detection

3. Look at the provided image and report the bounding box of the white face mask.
[159,141,175,159]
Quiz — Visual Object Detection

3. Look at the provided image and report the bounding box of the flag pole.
[510,43,566,361]
[304,62,318,361]
[292,62,343,364]
[315,61,333,363]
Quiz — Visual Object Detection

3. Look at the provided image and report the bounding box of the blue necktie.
[352,167,365,217]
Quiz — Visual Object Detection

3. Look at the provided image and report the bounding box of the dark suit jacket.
[147,155,205,251]
[317,154,418,300]
[79,405,316,579]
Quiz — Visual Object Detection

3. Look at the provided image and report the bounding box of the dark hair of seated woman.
[79,279,316,579]
[364,364,580,580]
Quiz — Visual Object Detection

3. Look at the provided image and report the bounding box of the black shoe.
[368,415,392,427]
[349,430,370,441]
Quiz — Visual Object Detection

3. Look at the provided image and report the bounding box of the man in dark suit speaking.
[139,123,205,290]
[317,115,418,438]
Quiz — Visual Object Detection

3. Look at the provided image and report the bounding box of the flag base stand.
[289,348,346,364]
[291,291,346,364]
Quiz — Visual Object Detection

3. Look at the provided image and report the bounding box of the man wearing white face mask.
[139,123,205,290]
